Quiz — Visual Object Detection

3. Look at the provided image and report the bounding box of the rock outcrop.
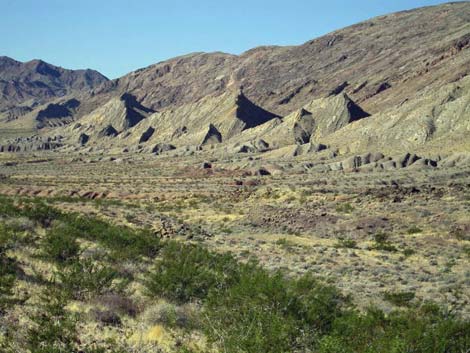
[201,124,223,146]
[152,143,176,155]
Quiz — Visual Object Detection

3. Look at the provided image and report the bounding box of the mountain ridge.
[0,2,469,161]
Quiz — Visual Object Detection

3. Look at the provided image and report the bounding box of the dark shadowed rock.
[152,143,176,155]
[119,93,155,129]
[293,108,316,144]
[78,133,90,146]
[254,139,270,151]
[201,124,222,145]
[139,127,155,143]
[35,98,81,128]
[397,153,421,168]
[328,81,349,96]
[99,125,119,138]
[172,126,188,139]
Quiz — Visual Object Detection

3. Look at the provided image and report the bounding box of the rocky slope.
[0,56,108,122]
[91,1,470,117]
[0,2,469,162]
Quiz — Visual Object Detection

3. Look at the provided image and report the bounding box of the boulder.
[152,143,176,155]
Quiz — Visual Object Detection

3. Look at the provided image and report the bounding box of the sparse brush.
[275,237,297,252]
[383,291,416,307]
[335,237,357,249]
[372,233,397,252]
[407,226,423,234]
[335,203,354,213]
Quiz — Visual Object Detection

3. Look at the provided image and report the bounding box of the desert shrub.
[383,291,415,307]
[372,233,397,252]
[292,274,345,334]
[145,241,239,303]
[204,266,303,352]
[275,237,297,251]
[449,223,470,241]
[19,199,62,228]
[26,284,121,353]
[335,237,357,249]
[204,269,345,352]
[407,226,423,234]
[322,304,470,353]
[463,245,470,258]
[56,259,120,300]
[26,285,79,353]
[0,196,19,217]
[317,336,352,353]
[142,302,199,330]
[0,224,17,312]
[91,308,122,326]
[403,247,416,257]
[335,203,354,213]
[2,197,161,260]
[96,293,138,317]
[63,214,162,260]
[41,224,81,265]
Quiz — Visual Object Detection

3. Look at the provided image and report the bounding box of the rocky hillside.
[0,2,469,160]
[92,1,470,117]
[0,56,108,121]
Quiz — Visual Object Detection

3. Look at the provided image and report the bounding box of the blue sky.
[0,0,462,78]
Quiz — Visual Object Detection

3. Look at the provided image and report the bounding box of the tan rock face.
[88,2,470,118]
[1,3,469,158]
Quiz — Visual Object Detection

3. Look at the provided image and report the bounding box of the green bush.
[56,259,120,300]
[1,197,161,260]
[335,203,354,213]
[41,224,81,265]
[383,291,415,307]
[372,233,397,252]
[322,305,470,353]
[144,241,346,352]
[26,285,78,353]
[63,214,162,260]
[407,226,423,234]
[335,237,357,249]
[145,241,239,303]
[275,237,297,252]
[204,265,303,352]
[204,268,345,352]
[0,224,17,312]
[403,247,416,257]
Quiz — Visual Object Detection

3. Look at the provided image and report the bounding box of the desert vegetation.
[0,196,469,352]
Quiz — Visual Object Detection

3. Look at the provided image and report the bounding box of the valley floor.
[0,151,469,352]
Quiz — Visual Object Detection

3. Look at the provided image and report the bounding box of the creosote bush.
[145,241,239,303]
[57,259,120,300]
[383,290,416,307]
[41,224,81,265]
[0,224,17,313]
